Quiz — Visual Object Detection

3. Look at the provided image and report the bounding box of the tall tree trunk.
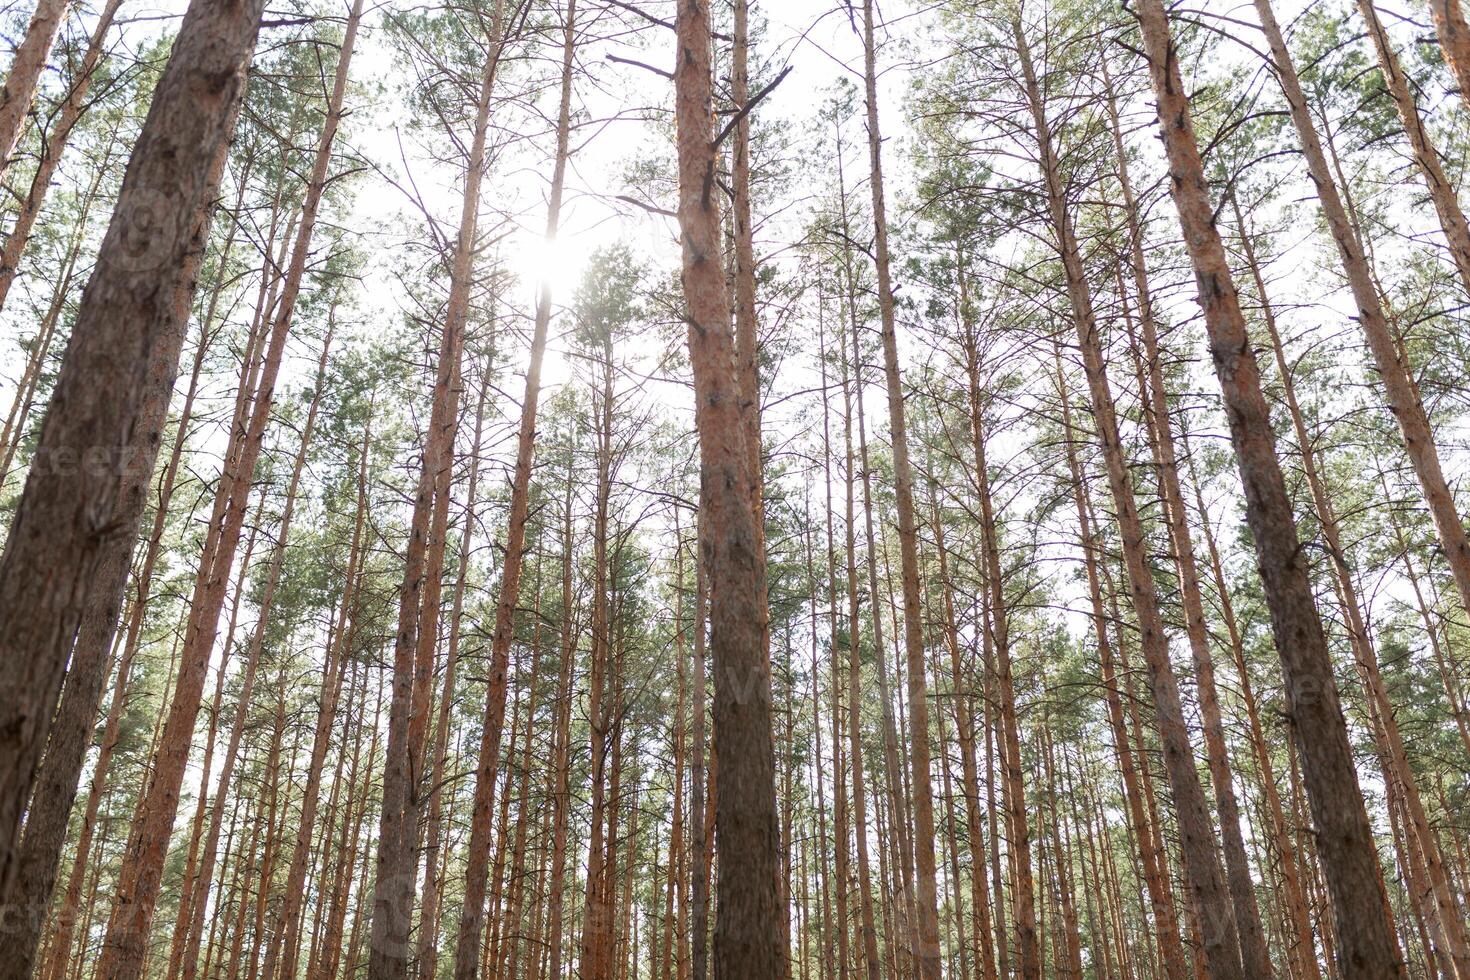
[0,259,221,980]
[94,16,350,976]
[671,0,784,974]
[368,4,504,975]
[1134,4,1408,975]
[818,314,852,980]
[855,2,942,972]
[0,0,70,184]
[955,278,1038,980]
[0,0,123,313]
[1015,26,1244,978]
[690,513,711,980]
[177,326,333,980]
[838,315,883,980]
[1252,0,1470,661]
[1053,353,1192,980]
[1180,423,1324,980]
[1230,193,1470,974]
[0,0,266,898]
[450,5,570,975]
[1101,59,1272,976]
[932,489,998,980]
[415,370,486,980]
[1356,0,1470,295]
[546,466,578,980]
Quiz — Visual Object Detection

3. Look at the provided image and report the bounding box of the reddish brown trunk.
[672,0,784,974]
[449,5,569,976]
[838,315,882,980]
[1430,0,1470,111]
[0,0,70,183]
[1054,357,1191,980]
[0,0,123,313]
[856,2,941,971]
[0,0,266,901]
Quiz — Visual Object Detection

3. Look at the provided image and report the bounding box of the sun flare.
[512,233,586,302]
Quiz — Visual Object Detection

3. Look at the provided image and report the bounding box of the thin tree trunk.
[1101,58,1272,975]
[932,492,998,980]
[855,2,941,971]
[450,6,570,975]
[0,0,123,313]
[838,315,882,980]
[1180,423,1323,980]
[1053,355,1191,980]
[0,0,70,184]
[1016,26,1244,978]
[1252,0,1470,674]
[369,2,506,973]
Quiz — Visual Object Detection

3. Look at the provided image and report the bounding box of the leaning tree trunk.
[672,0,784,974]
[0,0,124,314]
[0,0,266,905]
[1429,0,1470,113]
[1134,4,1408,976]
[1015,24,1244,979]
[1053,351,1194,980]
[0,0,70,185]
[1254,0,1470,718]
[95,4,352,971]
[1099,55,1273,976]
[1356,0,1470,296]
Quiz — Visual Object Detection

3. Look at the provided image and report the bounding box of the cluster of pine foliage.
[0,0,1468,978]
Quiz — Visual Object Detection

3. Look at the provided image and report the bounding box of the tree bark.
[1429,0,1470,112]
[0,0,265,911]
[1134,4,1408,975]
[671,0,784,974]
[855,3,942,973]
[0,0,70,184]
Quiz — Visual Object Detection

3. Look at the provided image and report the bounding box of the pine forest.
[1,0,1469,977]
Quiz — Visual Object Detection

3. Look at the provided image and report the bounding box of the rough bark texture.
[1136,3,1408,975]
[1430,0,1470,112]
[672,1,784,975]
[0,0,265,907]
